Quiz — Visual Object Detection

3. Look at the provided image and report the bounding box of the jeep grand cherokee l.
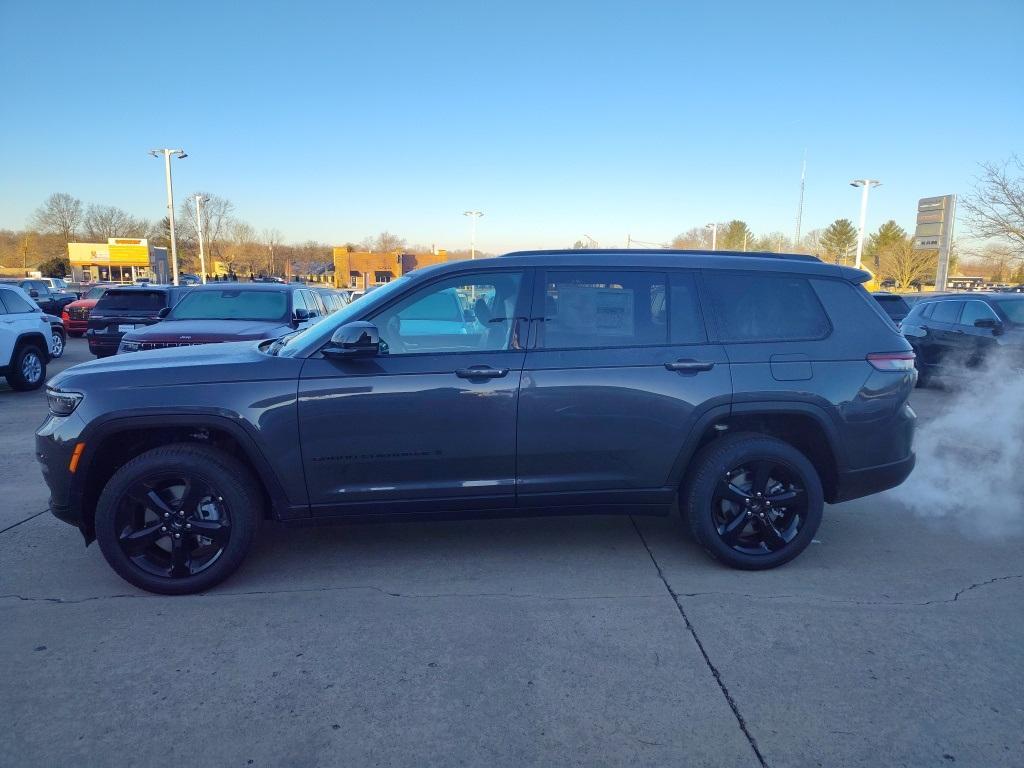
[37,249,917,594]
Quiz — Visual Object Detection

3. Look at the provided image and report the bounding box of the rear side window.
[669,272,707,344]
[930,301,963,324]
[97,290,167,311]
[873,295,909,318]
[541,270,667,349]
[704,273,830,342]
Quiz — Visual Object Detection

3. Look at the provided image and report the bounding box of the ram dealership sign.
[914,194,956,290]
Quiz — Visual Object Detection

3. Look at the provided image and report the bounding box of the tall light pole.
[706,222,718,250]
[794,150,807,247]
[194,194,209,283]
[149,148,187,285]
[463,210,484,259]
[850,179,881,270]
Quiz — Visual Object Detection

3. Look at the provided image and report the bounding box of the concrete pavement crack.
[0,509,47,536]
[629,517,769,768]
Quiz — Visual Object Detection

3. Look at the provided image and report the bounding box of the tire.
[5,344,47,391]
[51,329,65,358]
[914,358,931,388]
[95,443,262,595]
[683,433,823,570]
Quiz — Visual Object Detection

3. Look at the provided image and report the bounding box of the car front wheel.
[95,444,262,594]
[50,329,65,358]
[6,344,46,391]
[683,433,823,570]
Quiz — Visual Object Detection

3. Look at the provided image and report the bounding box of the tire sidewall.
[686,435,824,570]
[51,330,65,358]
[95,445,260,595]
[8,345,46,390]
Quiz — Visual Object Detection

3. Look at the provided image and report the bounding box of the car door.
[516,268,730,509]
[926,300,965,371]
[0,291,15,364]
[958,300,1002,369]
[297,267,532,516]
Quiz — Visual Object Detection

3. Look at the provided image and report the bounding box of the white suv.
[0,284,53,391]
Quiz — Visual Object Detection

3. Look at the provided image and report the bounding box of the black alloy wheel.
[684,433,823,570]
[96,444,261,594]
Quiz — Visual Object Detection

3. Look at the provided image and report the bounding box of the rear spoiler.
[838,266,871,284]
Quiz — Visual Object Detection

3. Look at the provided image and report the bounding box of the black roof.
[501,248,821,263]
[914,293,1024,302]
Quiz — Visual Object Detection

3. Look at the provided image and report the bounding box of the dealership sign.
[914,195,956,290]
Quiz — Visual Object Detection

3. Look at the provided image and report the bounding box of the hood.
[122,318,291,342]
[66,298,99,310]
[48,339,302,390]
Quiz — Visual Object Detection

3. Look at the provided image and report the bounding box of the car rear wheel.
[683,433,823,570]
[6,344,46,391]
[95,444,262,594]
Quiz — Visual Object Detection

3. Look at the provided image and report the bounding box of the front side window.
[704,273,830,342]
[960,300,999,326]
[0,289,35,314]
[372,272,525,355]
[993,299,1024,324]
[171,290,289,321]
[541,270,667,349]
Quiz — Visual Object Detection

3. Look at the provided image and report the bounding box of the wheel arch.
[670,401,846,504]
[73,413,303,543]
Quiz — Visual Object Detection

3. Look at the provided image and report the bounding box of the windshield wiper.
[267,331,299,356]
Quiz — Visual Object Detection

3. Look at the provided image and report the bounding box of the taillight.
[867,352,916,371]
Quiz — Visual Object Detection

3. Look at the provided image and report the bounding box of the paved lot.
[2,339,1022,767]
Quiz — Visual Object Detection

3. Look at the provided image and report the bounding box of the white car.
[0,284,54,390]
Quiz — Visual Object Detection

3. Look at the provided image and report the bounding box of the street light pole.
[706,222,717,251]
[194,194,208,283]
[149,148,187,285]
[463,210,484,259]
[850,179,881,270]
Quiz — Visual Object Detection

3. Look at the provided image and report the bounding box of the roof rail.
[499,248,821,262]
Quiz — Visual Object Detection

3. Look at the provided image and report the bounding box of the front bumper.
[86,332,122,356]
[36,413,89,540]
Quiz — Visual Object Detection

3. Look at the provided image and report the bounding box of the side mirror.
[322,321,380,359]
[28,289,39,298]
[157,307,171,319]
[974,317,998,329]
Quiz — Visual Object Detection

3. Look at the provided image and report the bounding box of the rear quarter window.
[703,272,830,342]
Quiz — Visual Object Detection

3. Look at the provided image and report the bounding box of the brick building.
[331,248,469,289]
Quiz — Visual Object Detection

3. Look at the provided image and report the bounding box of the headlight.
[47,388,83,417]
[118,339,141,353]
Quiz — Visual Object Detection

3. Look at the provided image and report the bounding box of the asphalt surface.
[2,339,1022,767]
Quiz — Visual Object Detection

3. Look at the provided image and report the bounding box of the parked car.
[61,284,114,337]
[901,293,1024,386]
[315,287,351,313]
[117,283,327,353]
[179,273,203,286]
[38,249,918,594]
[85,285,192,358]
[0,278,77,316]
[871,292,912,325]
[0,284,53,390]
[41,277,73,295]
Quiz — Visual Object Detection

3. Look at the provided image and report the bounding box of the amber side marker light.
[69,443,85,473]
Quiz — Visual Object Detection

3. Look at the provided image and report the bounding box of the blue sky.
[1,0,1021,252]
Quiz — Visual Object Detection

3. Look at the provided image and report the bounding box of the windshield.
[275,276,412,357]
[171,289,289,321]
[994,299,1024,324]
[96,290,167,311]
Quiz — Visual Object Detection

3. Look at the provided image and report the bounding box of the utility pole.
[194,194,208,283]
[706,222,718,251]
[149,148,187,285]
[794,150,807,247]
[463,210,484,259]
[850,179,881,270]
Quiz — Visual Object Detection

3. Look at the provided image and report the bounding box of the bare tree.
[372,231,406,253]
[670,227,709,249]
[261,228,284,276]
[961,156,1024,255]
[973,242,1023,283]
[878,239,937,289]
[177,193,235,262]
[83,204,148,240]
[799,228,825,256]
[31,193,83,243]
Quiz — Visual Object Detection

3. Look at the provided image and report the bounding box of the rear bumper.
[833,453,916,503]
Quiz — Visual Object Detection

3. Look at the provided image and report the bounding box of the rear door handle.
[456,366,510,379]
[665,359,715,372]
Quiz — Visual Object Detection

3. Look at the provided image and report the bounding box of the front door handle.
[456,365,510,379]
[665,359,715,372]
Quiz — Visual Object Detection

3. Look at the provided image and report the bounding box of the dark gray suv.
[37,250,917,594]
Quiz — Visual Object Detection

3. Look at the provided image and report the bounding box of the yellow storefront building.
[68,239,169,284]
